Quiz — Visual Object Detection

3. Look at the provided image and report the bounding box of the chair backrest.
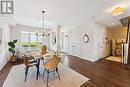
[23,54,29,66]
[40,45,47,55]
[44,56,61,70]
[30,51,36,57]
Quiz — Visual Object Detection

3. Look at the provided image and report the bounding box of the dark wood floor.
[0,62,22,87]
[61,55,130,87]
[1,55,130,87]
[0,62,12,87]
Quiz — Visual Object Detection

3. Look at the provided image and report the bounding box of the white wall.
[94,24,111,60]
[67,26,81,57]
[108,27,127,40]
[60,21,110,62]
[0,20,10,70]
[79,24,96,61]
[49,29,56,51]
[61,24,96,61]
[49,27,58,51]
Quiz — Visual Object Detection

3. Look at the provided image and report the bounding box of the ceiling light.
[112,7,124,16]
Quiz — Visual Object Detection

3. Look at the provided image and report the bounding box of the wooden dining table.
[33,52,55,79]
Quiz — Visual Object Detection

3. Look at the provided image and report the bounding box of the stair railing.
[122,43,128,64]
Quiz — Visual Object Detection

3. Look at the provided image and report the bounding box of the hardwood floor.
[0,62,22,87]
[61,55,130,87]
[0,62,12,87]
[1,55,130,87]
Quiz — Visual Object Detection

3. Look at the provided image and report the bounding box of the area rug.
[106,56,121,62]
[2,63,89,87]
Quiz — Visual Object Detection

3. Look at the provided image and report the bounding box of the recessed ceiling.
[10,0,130,28]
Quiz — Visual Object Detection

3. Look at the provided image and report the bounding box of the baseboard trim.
[102,55,111,59]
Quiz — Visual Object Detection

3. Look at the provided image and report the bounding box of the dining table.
[33,52,56,79]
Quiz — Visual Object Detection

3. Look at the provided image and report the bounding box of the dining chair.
[40,45,47,55]
[42,56,61,86]
[22,54,39,81]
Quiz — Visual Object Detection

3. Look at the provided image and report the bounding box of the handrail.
[122,43,124,64]
[122,43,128,64]
[127,17,130,64]
[126,17,130,43]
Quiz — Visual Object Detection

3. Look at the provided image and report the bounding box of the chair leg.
[42,69,46,79]
[36,62,40,80]
[25,67,29,82]
[46,70,49,86]
[56,68,60,80]
[42,59,44,65]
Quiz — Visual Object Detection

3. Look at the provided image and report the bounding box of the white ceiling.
[11,0,130,28]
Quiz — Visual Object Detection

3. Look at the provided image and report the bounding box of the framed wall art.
[52,32,56,45]
[83,34,89,43]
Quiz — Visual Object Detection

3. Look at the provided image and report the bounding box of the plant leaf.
[8,41,11,46]
[8,41,15,48]
[8,48,14,52]
[13,39,17,43]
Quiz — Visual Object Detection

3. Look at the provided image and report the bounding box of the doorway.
[105,27,127,62]
[60,31,69,55]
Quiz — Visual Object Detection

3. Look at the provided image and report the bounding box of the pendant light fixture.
[42,11,45,37]
[41,11,50,37]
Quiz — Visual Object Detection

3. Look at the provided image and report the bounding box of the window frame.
[21,31,43,47]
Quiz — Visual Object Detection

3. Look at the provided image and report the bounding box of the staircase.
[121,16,130,69]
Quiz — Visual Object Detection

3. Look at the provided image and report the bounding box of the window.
[21,31,43,47]
[21,31,30,47]
[38,33,43,44]
[30,32,37,47]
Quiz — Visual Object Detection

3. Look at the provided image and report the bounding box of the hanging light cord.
[42,11,45,36]
[42,11,45,29]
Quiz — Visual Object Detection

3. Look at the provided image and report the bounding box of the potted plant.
[8,39,17,63]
